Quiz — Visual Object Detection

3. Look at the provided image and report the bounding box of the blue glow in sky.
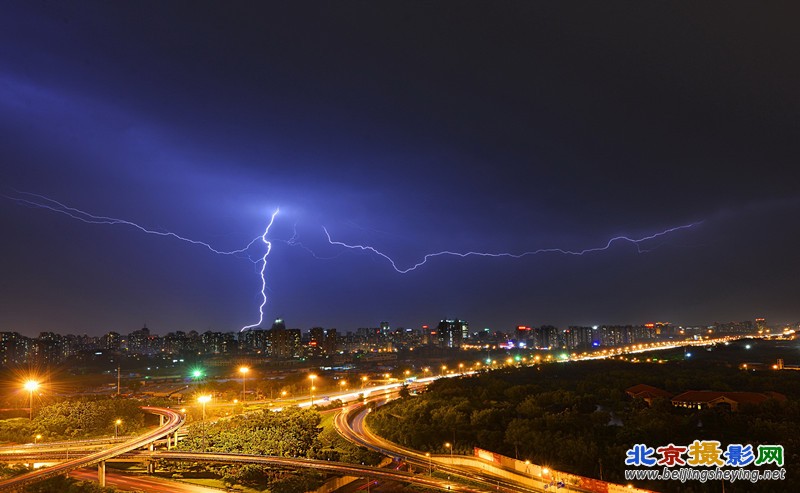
[1,2,799,335]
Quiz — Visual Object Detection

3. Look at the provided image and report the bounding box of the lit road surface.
[136,452,486,492]
[0,407,184,491]
[336,400,555,493]
[2,450,489,492]
[70,468,219,493]
[0,436,128,451]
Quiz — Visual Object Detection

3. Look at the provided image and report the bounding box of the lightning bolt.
[241,208,279,331]
[6,191,279,329]
[323,221,702,274]
[7,191,262,257]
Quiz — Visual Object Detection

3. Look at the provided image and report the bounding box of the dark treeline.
[368,359,800,492]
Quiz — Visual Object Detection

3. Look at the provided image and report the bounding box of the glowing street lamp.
[239,366,250,402]
[115,419,122,438]
[23,380,39,421]
[339,380,347,391]
[34,434,42,445]
[444,442,453,464]
[309,374,317,406]
[280,390,287,399]
[198,395,212,452]
[425,452,432,476]
[361,376,368,389]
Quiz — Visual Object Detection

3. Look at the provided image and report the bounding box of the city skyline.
[2,3,799,336]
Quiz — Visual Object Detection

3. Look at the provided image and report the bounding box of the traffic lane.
[70,468,221,493]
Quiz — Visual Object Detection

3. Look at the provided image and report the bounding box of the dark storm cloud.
[1,1,798,335]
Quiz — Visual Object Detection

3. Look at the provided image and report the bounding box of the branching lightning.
[6,191,279,330]
[241,208,279,331]
[7,191,262,257]
[7,190,702,330]
[323,221,702,274]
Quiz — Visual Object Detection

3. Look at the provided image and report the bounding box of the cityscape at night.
[1,2,798,493]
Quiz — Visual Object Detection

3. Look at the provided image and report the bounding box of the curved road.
[136,451,484,492]
[0,449,485,493]
[0,406,184,492]
[336,400,551,493]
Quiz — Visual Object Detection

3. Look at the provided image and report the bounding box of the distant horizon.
[3,314,788,339]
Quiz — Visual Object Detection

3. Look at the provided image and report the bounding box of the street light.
[309,374,317,406]
[444,442,453,464]
[425,452,432,476]
[198,395,212,452]
[115,419,122,438]
[280,390,287,399]
[239,366,250,402]
[23,380,39,421]
[34,434,42,445]
[339,380,347,392]
[361,376,368,389]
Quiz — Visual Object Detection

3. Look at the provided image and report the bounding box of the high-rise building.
[437,319,468,348]
[0,332,27,366]
[324,328,339,354]
[533,325,561,349]
[565,326,593,350]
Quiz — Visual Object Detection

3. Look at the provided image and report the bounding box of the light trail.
[323,221,702,274]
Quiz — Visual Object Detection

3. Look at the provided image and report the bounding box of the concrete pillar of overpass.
[159,415,165,426]
[147,460,156,474]
[149,442,155,452]
[98,460,106,487]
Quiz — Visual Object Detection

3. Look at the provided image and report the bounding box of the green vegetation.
[368,358,800,493]
[178,406,321,456]
[0,398,145,443]
[167,406,328,491]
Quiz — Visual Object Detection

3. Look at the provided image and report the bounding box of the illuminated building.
[437,319,468,348]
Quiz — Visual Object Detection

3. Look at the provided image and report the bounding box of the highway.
[0,449,488,492]
[335,399,554,493]
[70,468,220,493]
[136,451,486,492]
[0,406,184,492]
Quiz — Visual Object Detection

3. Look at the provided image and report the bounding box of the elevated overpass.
[0,406,184,492]
[0,450,488,492]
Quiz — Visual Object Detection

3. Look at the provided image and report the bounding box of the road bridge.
[0,406,184,492]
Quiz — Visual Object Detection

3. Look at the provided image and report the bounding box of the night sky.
[2,2,799,337]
